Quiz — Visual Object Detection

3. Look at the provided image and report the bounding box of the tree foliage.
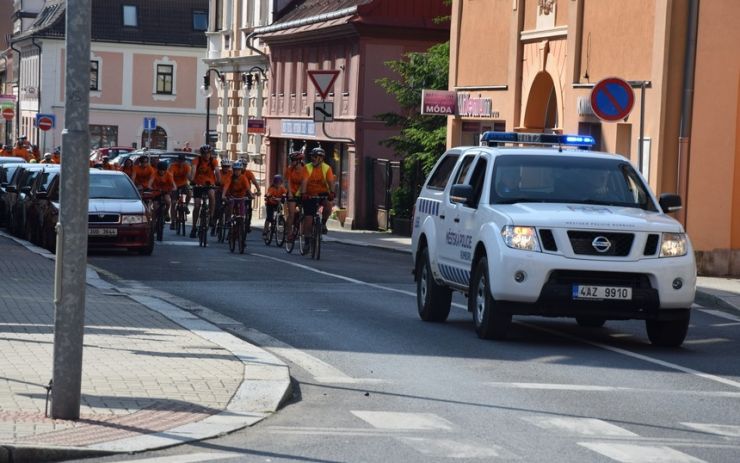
[376,41,450,217]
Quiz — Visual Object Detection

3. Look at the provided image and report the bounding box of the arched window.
[141,126,167,150]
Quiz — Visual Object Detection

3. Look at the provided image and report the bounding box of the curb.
[695,288,740,313]
[0,232,292,461]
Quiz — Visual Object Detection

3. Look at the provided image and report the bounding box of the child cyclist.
[263,174,287,239]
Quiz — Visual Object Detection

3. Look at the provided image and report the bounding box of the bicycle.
[299,195,326,260]
[226,197,247,254]
[194,185,216,247]
[141,189,167,242]
[173,186,190,236]
[284,203,302,254]
[216,199,228,243]
[263,196,286,247]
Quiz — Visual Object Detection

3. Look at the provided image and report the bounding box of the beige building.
[448,0,740,276]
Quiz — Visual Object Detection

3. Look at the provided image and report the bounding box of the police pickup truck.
[411,132,696,347]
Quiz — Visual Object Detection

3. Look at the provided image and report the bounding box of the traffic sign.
[36,113,55,131]
[307,70,340,99]
[144,117,157,131]
[1,106,13,121]
[590,77,635,122]
[313,102,334,122]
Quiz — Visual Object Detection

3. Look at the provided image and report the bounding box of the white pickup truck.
[411,132,696,347]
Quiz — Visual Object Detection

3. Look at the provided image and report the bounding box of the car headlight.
[121,214,145,224]
[660,232,688,257]
[502,226,541,252]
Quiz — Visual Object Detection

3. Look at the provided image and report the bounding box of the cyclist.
[212,159,232,235]
[223,161,251,226]
[299,147,335,245]
[132,155,156,191]
[263,174,287,239]
[100,156,116,170]
[40,153,54,164]
[121,158,135,179]
[168,153,192,230]
[189,144,221,238]
[285,151,305,242]
[149,161,177,222]
[0,145,12,157]
[51,147,61,164]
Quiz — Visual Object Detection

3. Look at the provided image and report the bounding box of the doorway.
[523,72,558,131]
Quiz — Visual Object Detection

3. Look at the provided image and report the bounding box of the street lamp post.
[200,68,224,145]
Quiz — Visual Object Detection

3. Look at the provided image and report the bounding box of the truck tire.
[470,256,511,340]
[646,311,690,347]
[416,247,452,322]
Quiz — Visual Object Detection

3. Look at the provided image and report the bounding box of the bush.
[391,185,414,218]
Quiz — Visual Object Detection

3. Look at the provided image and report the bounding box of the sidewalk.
[0,234,290,462]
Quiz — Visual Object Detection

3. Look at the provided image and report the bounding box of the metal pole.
[51,0,91,420]
[638,81,646,174]
[205,95,210,145]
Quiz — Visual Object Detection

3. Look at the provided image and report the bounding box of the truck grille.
[567,231,634,256]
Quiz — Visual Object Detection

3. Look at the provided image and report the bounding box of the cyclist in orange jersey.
[263,174,287,239]
[299,147,335,244]
[285,152,306,242]
[132,155,156,190]
[189,145,221,238]
[121,158,135,179]
[168,153,192,228]
[149,161,177,221]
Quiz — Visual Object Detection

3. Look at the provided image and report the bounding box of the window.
[123,5,137,27]
[452,154,476,185]
[89,125,119,149]
[90,60,99,91]
[467,158,488,207]
[193,10,208,31]
[156,64,173,94]
[426,154,460,190]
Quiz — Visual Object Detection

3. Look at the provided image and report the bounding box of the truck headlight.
[502,226,541,252]
[660,232,688,257]
[121,214,145,224]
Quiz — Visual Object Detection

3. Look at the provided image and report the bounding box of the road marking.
[351,411,454,430]
[523,416,638,437]
[233,326,384,385]
[156,241,200,246]
[487,382,740,398]
[266,426,415,436]
[681,422,740,437]
[395,437,518,459]
[112,453,243,463]
[699,309,740,323]
[579,442,706,463]
[681,337,731,345]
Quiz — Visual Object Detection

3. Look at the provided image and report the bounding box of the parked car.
[0,156,27,165]
[5,164,51,237]
[89,146,134,165]
[112,149,166,168]
[0,162,29,226]
[38,169,154,254]
[24,168,61,245]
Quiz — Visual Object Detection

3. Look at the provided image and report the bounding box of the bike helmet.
[233,161,244,170]
[221,159,232,167]
[199,144,212,155]
[289,152,304,161]
[139,155,150,163]
[311,147,325,157]
[157,161,167,170]
[273,174,283,183]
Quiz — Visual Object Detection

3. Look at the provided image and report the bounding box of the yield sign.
[308,70,340,99]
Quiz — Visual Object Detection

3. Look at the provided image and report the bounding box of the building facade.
[448,0,740,276]
[258,0,450,229]
[9,0,212,153]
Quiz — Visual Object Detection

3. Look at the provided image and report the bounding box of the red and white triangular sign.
[308,70,340,99]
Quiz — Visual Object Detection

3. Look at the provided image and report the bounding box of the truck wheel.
[576,317,606,328]
[416,247,451,322]
[470,256,511,340]
[646,311,690,347]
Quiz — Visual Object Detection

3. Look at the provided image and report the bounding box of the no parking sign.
[590,77,635,122]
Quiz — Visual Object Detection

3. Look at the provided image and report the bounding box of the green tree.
[376,40,450,218]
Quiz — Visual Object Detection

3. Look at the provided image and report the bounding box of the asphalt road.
[80,226,740,463]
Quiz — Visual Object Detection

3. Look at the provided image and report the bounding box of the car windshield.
[490,155,657,211]
[89,174,139,200]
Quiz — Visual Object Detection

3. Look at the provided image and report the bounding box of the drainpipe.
[676,0,699,226]
[9,40,22,140]
[32,36,42,148]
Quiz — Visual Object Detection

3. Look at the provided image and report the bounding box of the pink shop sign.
[421,90,457,115]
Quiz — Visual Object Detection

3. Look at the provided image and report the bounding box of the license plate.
[88,228,118,237]
[572,285,632,300]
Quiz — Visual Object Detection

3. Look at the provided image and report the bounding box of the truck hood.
[496,203,683,232]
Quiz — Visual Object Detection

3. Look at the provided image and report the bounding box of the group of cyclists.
[120,143,336,250]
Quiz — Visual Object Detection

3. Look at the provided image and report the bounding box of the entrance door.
[141,126,167,150]
[523,72,558,131]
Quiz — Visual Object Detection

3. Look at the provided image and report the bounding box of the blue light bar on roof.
[480,131,595,148]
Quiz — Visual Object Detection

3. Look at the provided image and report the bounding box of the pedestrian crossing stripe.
[417,198,440,217]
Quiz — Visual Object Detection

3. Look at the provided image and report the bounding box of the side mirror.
[659,193,682,213]
[20,186,32,194]
[450,184,474,206]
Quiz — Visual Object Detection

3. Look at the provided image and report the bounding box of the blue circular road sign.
[590,77,635,122]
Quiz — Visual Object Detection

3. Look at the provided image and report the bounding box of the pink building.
[9,0,213,153]
[257,0,450,229]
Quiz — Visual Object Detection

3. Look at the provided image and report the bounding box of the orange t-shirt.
[12,147,31,161]
[304,162,335,196]
[52,153,60,164]
[133,165,156,188]
[122,165,134,178]
[101,163,117,171]
[168,162,191,187]
[150,171,175,192]
[266,185,287,206]
[192,157,218,186]
[286,165,305,195]
[226,175,250,198]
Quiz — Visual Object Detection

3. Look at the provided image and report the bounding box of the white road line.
[395,437,518,459]
[579,442,706,463]
[113,453,242,463]
[699,309,740,322]
[265,426,415,436]
[682,337,732,345]
[681,422,740,437]
[351,411,454,431]
[523,416,638,437]
[487,382,740,398]
[155,241,200,246]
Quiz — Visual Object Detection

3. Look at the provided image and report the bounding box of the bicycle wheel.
[312,219,321,260]
[298,232,309,256]
[199,207,208,247]
[276,215,286,247]
[263,220,273,245]
[175,206,184,235]
[156,205,164,242]
[217,213,226,243]
[228,221,237,253]
[238,218,246,254]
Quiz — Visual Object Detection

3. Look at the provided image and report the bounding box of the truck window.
[426,154,460,190]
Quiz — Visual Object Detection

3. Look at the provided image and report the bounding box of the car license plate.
[88,228,118,237]
[572,285,632,300]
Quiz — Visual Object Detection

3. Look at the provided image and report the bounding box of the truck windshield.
[490,155,657,211]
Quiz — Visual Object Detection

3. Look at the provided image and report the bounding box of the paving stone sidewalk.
[0,235,287,461]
